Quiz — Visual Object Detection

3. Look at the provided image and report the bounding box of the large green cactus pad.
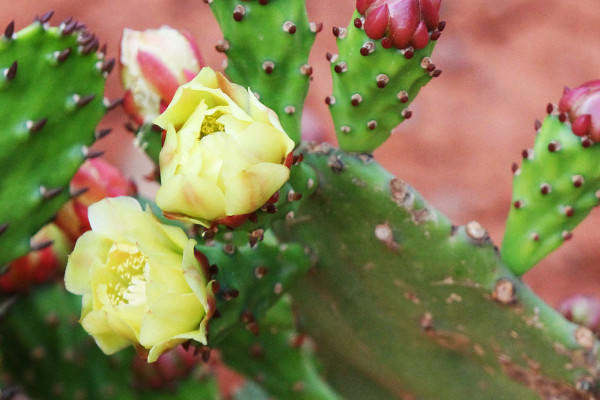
[209,0,315,145]
[272,143,600,399]
[0,19,108,266]
[502,114,600,275]
[329,11,438,153]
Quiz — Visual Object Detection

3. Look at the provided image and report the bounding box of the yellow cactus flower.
[153,67,295,227]
[64,196,214,362]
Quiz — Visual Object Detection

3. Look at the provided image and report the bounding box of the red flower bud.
[558,80,600,141]
[357,0,441,49]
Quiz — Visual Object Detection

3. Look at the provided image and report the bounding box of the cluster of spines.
[502,102,600,274]
[328,9,444,153]
[208,0,317,145]
[0,13,117,267]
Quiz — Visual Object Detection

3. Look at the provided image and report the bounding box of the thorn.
[75,94,96,107]
[582,137,593,148]
[354,18,363,29]
[546,103,554,114]
[94,128,112,140]
[325,95,336,105]
[198,345,211,362]
[376,74,389,88]
[215,40,229,52]
[221,289,239,301]
[104,97,123,110]
[246,321,259,336]
[334,62,348,73]
[69,186,89,198]
[0,223,8,237]
[233,5,246,21]
[26,118,48,134]
[82,146,104,159]
[4,21,14,39]
[4,61,17,81]
[562,231,573,241]
[56,47,71,63]
[430,30,441,41]
[325,52,338,63]
[40,10,54,24]
[513,200,523,209]
[558,112,567,123]
[361,41,375,56]
[437,21,447,31]
[80,37,99,54]
[300,64,313,75]
[351,94,362,106]
[101,58,116,74]
[511,162,519,174]
[283,21,297,34]
[402,109,412,119]
[309,22,323,33]
[547,140,561,152]
[534,119,542,131]
[77,32,95,46]
[403,48,414,59]
[572,175,584,188]
[99,43,107,56]
[40,186,64,200]
[332,26,347,39]
[30,239,53,251]
[254,265,269,279]
[367,120,377,130]
[522,149,534,160]
[397,91,409,103]
[284,105,295,114]
[61,20,77,36]
[287,189,302,202]
[431,69,442,77]
[262,61,274,74]
[540,183,551,195]
[564,205,574,217]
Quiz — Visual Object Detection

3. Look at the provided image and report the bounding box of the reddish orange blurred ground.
[4,0,600,324]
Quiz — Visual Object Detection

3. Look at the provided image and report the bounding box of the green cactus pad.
[329,11,439,153]
[502,114,600,275]
[0,19,109,266]
[271,143,599,400]
[209,0,316,145]
[219,295,343,400]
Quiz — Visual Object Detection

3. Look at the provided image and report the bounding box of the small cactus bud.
[558,80,600,141]
[558,294,600,333]
[357,0,441,50]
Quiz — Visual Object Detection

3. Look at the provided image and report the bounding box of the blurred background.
[3,0,600,306]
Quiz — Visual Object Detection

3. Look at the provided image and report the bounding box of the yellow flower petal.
[64,231,113,295]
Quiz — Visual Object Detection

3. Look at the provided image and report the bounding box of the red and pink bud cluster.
[558,80,600,141]
[356,0,441,50]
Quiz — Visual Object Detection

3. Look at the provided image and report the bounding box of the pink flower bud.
[558,294,600,333]
[55,158,137,241]
[120,26,204,124]
[0,224,72,293]
[357,0,441,50]
[558,80,600,141]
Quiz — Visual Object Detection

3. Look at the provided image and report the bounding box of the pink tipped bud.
[356,0,441,49]
[558,80,600,141]
[120,26,203,123]
[559,294,600,333]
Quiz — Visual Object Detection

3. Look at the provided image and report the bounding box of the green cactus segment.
[232,381,270,400]
[0,20,108,266]
[209,0,315,145]
[0,284,135,400]
[271,143,599,400]
[502,114,600,275]
[200,234,311,343]
[134,122,163,172]
[219,295,343,400]
[329,11,437,153]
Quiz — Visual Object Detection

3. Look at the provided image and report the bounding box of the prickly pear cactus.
[208,0,316,144]
[327,8,444,152]
[0,15,111,266]
[272,143,600,400]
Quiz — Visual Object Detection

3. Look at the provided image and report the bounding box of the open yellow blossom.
[64,196,214,362]
[153,67,295,227]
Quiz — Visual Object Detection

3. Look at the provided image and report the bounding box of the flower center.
[200,111,225,137]
[106,248,149,306]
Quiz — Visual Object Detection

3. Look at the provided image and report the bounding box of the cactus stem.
[283,21,297,34]
[82,146,104,159]
[104,97,123,111]
[572,175,584,187]
[309,22,323,33]
[3,21,15,40]
[39,185,64,200]
[0,223,8,236]
[74,93,96,107]
[26,118,47,134]
[4,61,17,81]
[29,239,53,252]
[540,183,551,195]
[54,47,71,63]
[233,5,246,22]
[351,94,362,106]
[94,128,112,140]
[69,186,89,198]
[262,61,274,74]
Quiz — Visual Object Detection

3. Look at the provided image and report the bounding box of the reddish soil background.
[4,0,600,339]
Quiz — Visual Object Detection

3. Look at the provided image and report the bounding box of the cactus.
[327,4,444,152]
[0,15,111,267]
[502,104,600,274]
[209,0,316,145]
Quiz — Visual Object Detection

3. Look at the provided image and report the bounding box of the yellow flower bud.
[64,197,214,362]
[153,67,295,227]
